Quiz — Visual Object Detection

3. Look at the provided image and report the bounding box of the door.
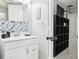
[48,0,69,57]
[32,0,49,59]
[53,15,69,57]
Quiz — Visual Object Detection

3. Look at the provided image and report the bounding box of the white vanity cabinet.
[5,45,38,59]
[28,44,38,59]
[1,36,38,59]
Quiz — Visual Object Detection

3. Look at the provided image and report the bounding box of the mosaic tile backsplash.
[0,21,31,33]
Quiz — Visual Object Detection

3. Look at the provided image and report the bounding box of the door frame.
[48,0,54,59]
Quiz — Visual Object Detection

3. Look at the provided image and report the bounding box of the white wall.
[68,13,78,59]
[23,3,32,22]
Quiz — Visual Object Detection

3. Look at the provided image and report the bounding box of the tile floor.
[54,39,77,59]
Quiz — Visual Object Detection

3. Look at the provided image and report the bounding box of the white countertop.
[1,36,38,42]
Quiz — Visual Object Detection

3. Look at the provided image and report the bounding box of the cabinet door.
[5,47,28,59]
[28,44,38,59]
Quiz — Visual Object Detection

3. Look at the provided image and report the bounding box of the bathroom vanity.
[0,36,38,59]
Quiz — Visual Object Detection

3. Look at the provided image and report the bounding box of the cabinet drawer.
[28,44,38,55]
[4,39,38,50]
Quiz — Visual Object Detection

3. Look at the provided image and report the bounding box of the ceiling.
[58,0,77,13]
[58,0,77,7]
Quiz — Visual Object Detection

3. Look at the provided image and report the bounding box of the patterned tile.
[0,21,31,34]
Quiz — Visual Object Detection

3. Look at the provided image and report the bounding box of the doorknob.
[54,37,57,41]
[46,37,54,41]
[46,37,51,40]
[46,37,57,41]
[46,37,58,41]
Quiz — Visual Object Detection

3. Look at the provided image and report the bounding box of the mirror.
[0,0,32,22]
[7,0,32,22]
[0,0,8,21]
[0,0,32,35]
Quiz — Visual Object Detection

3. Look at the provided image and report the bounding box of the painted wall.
[68,13,78,59]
